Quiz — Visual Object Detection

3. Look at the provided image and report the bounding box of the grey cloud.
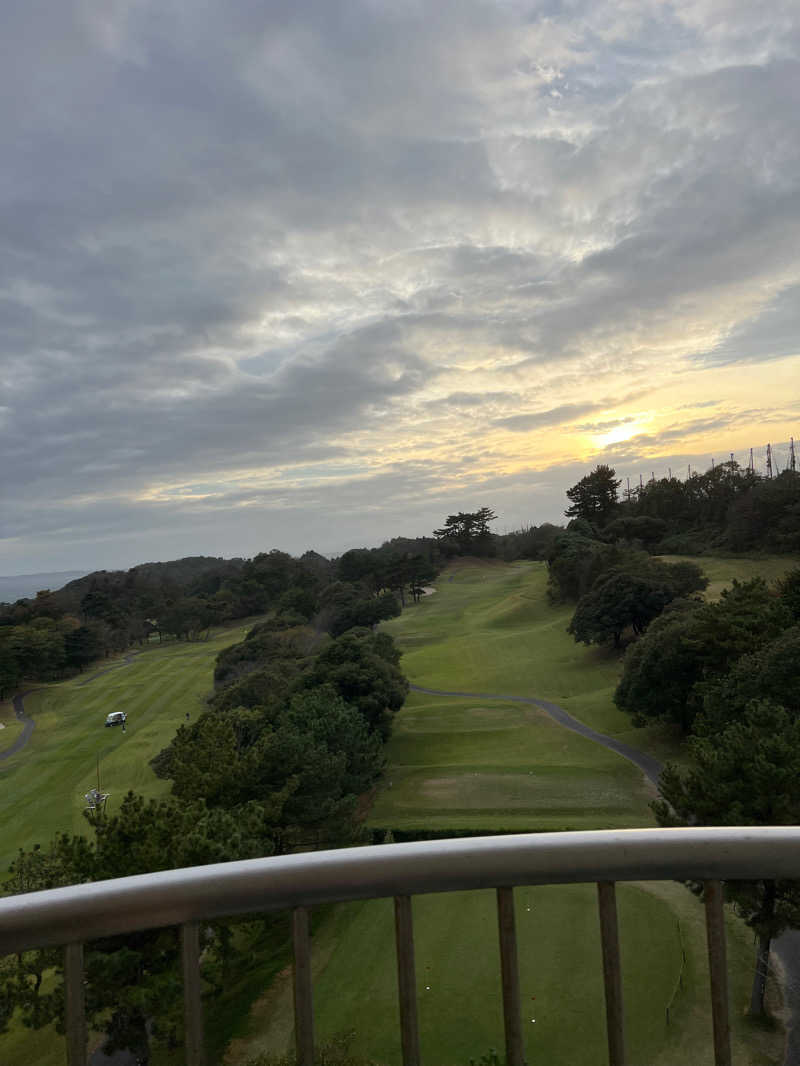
[3,1,800,570]
[697,283,800,366]
[574,416,636,432]
[436,391,517,408]
[493,402,608,432]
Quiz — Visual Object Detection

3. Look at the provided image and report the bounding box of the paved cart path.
[0,691,38,761]
[76,651,139,686]
[0,654,140,761]
[409,681,800,1065]
[409,683,663,786]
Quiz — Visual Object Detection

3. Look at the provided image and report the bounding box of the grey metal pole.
[394,895,421,1066]
[293,906,315,1066]
[181,920,206,1066]
[704,880,732,1066]
[64,942,86,1066]
[597,881,626,1066]
[496,887,526,1066]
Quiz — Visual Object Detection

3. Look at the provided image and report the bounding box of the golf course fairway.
[228,559,785,1066]
[0,620,262,872]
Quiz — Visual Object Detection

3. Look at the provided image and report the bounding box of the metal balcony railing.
[2,826,799,1066]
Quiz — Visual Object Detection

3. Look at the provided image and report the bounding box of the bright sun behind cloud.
[593,417,651,449]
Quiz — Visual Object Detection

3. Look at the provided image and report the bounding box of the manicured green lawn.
[0,698,23,749]
[368,692,655,831]
[382,560,680,762]
[659,554,799,600]
[229,557,788,1065]
[232,880,780,1066]
[4,554,793,1066]
[0,622,261,872]
[0,621,266,1066]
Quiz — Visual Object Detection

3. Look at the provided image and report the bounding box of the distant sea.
[0,570,90,604]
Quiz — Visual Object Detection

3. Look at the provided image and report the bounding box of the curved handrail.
[2,826,800,955]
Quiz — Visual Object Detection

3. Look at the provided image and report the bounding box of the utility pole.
[749,447,754,474]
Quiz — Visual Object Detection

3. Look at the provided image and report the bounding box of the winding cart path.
[409,683,663,785]
[410,681,800,1065]
[0,653,139,761]
[0,691,38,761]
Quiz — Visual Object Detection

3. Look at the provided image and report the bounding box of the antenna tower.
[766,443,773,479]
[791,438,797,473]
[749,448,754,473]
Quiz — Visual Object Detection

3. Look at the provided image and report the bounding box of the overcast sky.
[2,0,799,574]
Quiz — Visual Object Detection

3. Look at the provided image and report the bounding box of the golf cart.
[105,711,127,728]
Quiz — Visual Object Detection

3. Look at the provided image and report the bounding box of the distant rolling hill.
[0,570,90,603]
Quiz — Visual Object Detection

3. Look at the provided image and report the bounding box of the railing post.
[597,881,626,1066]
[181,921,206,1066]
[394,895,421,1066]
[293,906,315,1066]
[496,887,526,1066]
[64,941,86,1066]
[704,880,732,1066]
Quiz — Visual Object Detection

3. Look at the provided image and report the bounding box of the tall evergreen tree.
[564,465,620,527]
[653,702,800,1015]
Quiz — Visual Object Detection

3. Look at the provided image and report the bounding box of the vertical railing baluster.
[597,881,626,1066]
[64,941,86,1066]
[394,895,421,1066]
[181,921,206,1066]
[293,906,315,1066]
[704,880,732,1066]
[496,887,526,1066]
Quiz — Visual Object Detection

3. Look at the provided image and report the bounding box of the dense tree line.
[556,462,800,1013]
[546,458,799,651]
[0,518,425,1059]
[0,533,447,696]
[563,461,800,554]
[547,518,708,648]
[1,588,409,1059]
[630,573,800,1014]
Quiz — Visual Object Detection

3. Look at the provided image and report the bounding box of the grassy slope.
[383,560,683,763]
[0,622,260,871]
[659,554,799,600]
[368,691,654,831]
[230,556,788,1066]
[0,697,23,748]
[0,621,263,1066]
